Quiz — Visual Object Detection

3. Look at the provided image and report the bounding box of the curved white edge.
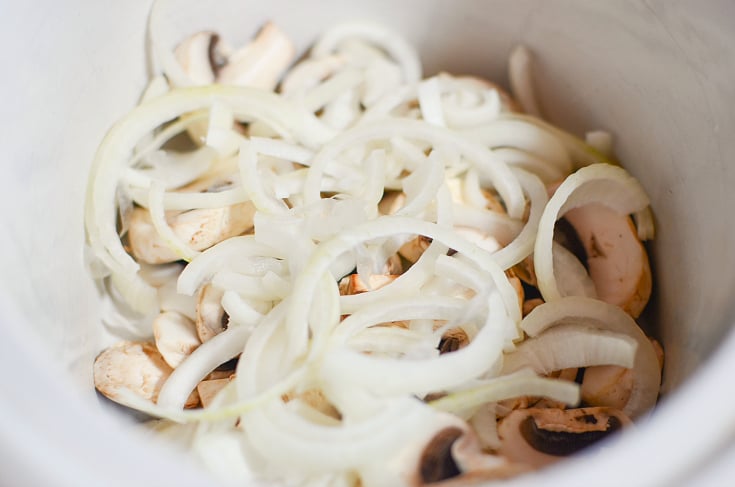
[0,296,218,487]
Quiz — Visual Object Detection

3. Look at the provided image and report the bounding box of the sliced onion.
[311,21,422,83]
[157,323,253,409]
[430,369,580,414]
[534,163,650,302]
[520,296,661,418]
[502,323,638,375]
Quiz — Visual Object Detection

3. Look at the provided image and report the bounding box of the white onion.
[534,163,651,303]
[89,13,660,487]
[521,297,661,418]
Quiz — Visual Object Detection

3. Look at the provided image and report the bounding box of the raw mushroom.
[174,31,228,85]
[127,201,256,264]
[581,338,664,409]
[196,284,227,342]
[415,427,528,486]
[197,376,234,408]
[378,190,406,215]
[439,328,469,354]
[153,311,201,369]
[338,273,399,295]
[506,270,524,314]
[175,23,295,91]
[497,407,632,469]
[93,341,199,408]
[217,22,296,90]
[282,389,341,420]
[562,203,652,318]
[522,298,544,317]
[398,235,433,263]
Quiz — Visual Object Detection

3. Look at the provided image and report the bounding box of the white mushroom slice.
[384,253,403,275]
[415,426,526,486]
[338,273,399,295]
[398,235,432,263]
[127,202,256,264]
[522,298,544,317]
[512,254,537,287]
[93,341,198,408]
[197,376,233,409]
[497,407,632,469]
[581,365,633,410]
[217,22,296,90]
[581,337,663,409]
[196,284,226,342]
[438,328,469,354]
[562,204,652,317]
[378,190,406,215]
[506,270,524,314]
[282,389,341,420]
[153,311,202,369]
[174,31,222,85]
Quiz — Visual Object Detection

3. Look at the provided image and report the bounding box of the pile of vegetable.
[86,4,662,485]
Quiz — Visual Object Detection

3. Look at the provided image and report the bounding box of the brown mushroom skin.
[562,204,652,318]
[93,341,199,408]
[497,407,632,469]
[419,427,464,484]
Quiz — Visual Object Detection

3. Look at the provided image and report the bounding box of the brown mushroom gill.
[497,407,631,468]
[420,427,463,484]
[520,412,623,456]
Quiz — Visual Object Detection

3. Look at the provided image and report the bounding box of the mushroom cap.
[197,376,233,409]
[128,202,256,265]
[195,284,227,342]
[94,341,172,404]
[174,31,220,85]
[93,341,199,408]
[562,203,652,318]
[217,22,296,90]
[497,407,632,469]
[153,311,202,369]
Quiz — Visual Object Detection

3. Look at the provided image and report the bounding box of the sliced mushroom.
[174,31,228,85]
[438,328,469,354]
[562,203,652,318]
[522,298,544,317]
[419,427,464,484]
[197,376,233,408]
[153,311,201,369]
[384,253,404,275]
[378,190,406,215]
[127,201,256,264]
[415,426,528,486]
[512,254,537,287]
[581,337,664,409]
[282,389,341,420]
[338,273,399,295]
[217,22,296,90]
[196,284,227,342]
[497,407,632,469]
[506,270,524,314]
[93,341,199,408]
[398,235,433,263]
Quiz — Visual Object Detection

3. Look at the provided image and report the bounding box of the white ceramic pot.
[2,1,734,485]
